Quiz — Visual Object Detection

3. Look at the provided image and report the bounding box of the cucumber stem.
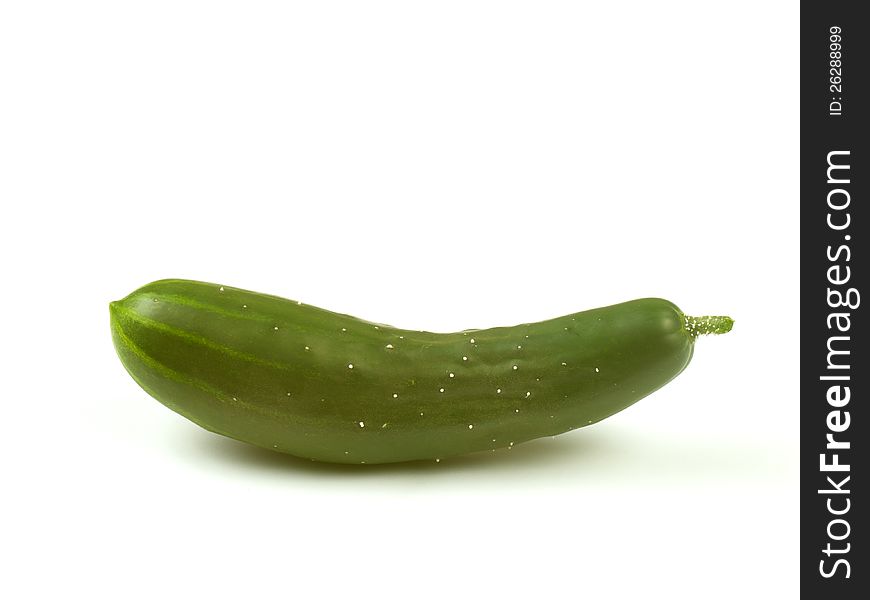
[685,315,734,337]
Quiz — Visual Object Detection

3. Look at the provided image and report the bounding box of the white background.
[1,2,798,598]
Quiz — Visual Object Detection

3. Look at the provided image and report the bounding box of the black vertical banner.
[801,2,867,597]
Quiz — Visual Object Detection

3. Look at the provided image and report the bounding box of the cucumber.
[110,279,732,464]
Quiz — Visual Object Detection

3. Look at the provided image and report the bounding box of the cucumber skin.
[110,279,695,464]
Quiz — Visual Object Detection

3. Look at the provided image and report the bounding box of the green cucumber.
[110,279,733,464]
